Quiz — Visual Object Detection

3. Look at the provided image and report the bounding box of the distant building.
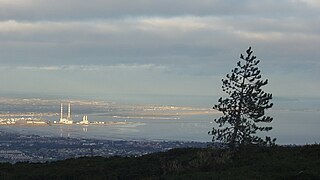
[79,115,89,125]
[59,103,73,124]
[26,120,47,125]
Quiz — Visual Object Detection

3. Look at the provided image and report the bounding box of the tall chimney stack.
[60,103,63,120]
[68,103,71,119]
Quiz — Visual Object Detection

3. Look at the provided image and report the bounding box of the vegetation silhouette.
[209,47,276,148]
[1,145,320,179]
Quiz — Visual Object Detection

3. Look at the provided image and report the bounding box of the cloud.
[12,64,167,72]
[1,16,319,68]
[0,0,318,21]
[0,0,319,98]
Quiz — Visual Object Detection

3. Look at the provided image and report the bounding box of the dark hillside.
[0,145,320,179]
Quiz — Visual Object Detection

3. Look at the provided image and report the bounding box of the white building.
[79,115,89,125]
[59,103,73,124]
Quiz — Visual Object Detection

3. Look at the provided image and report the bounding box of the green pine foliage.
[210,47,276,148]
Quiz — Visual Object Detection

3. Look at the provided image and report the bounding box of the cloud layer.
[0,0,319,100]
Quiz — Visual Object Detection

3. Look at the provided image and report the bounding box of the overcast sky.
[0,0,319,104]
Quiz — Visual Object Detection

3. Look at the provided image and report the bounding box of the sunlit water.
[0,110,319,145]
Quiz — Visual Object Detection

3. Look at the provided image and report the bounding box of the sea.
[0,94,319,145]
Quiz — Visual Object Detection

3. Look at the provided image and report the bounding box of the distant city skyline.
[0,0,319,102]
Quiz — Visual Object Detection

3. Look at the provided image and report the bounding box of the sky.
[0,0,319,104]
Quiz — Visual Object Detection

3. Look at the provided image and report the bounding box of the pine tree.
[209,47,276,148]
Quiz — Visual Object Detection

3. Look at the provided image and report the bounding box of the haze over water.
[0,94,318,145]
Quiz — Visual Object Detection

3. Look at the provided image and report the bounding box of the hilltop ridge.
[0,145,319,179]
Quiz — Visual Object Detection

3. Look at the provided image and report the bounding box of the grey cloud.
[0,0,320,98]
[1,16,319,69]
[0,0,317,21]
[0,18,232,66]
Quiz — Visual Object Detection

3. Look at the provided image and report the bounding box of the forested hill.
[0,145,320,179]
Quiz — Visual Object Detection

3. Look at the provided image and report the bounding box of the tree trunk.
[229,61,248,148]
